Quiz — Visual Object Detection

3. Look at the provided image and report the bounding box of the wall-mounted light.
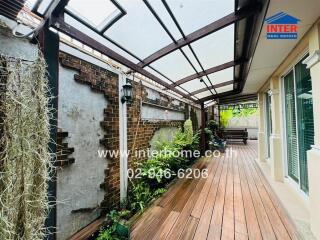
[121,79,133,103]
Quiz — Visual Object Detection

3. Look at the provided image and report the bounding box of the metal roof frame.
[27,0,267,104]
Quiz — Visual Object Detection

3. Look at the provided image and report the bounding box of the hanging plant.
[0,53,53,240]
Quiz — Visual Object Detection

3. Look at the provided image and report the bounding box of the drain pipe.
[119,73,128,203]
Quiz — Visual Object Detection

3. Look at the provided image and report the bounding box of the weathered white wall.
[149,127,179,151]
[141,87,185,121]
[0,19,38,60]
[56,65,107,240]
[141,104,184,121]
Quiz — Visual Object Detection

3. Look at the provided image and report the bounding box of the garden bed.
[93,119,201,240]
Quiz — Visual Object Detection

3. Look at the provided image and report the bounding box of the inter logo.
[265,12,300,39]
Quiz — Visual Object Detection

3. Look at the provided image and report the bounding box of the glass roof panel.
[64,14,139,63]
[216,84,234,93]
[178,66,233,92]
[104,0,175,59]
[206,67,234,85]
[164,0,234,36]
[67,0,120,28]
[150,49,196,81]
[179,79,205,93]
[143,67,173,85]
[25,0,37,9]
[177,87,189,95]
[191,24,234,70]
[180,46,202,73]
[194,90,213,99]
[37,0,52,14]
[148,0,183,40]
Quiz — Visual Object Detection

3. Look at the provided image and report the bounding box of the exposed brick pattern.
[59,52,185,211]
[56,129,75,167]
[59,52,120,210]
[127,81,184,169]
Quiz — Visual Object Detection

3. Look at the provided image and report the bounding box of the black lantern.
[121,80,133,103]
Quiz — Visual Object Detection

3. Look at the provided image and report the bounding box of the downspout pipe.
[200,102,206,155]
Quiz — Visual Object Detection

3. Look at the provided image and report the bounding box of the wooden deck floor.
[130,141,301,240]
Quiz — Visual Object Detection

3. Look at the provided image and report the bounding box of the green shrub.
[97,119,202,240]
[96,210,131,240]
[207,120,218,132]
[138,158,172,186]
[96,227,118,240]
[129,181,166,212]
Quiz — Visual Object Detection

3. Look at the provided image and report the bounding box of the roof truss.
[172,59,245,87]
[190,80,234,96]
[29,0,266,104]
[138,3,261,68]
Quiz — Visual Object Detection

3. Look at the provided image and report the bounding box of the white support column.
[303,22,320,240]
[119,74,128,203]
[269,77,284,182]
[258,92,267,162]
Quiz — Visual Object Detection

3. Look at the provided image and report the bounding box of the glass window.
[265,92,272,158]
[284,70,299,182]
[295,56,313,193]
[283,55,314,194]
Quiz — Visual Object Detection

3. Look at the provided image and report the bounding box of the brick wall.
[127,82,183,169]
[59,52,185,211]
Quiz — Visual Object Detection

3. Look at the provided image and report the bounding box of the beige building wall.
[304,21,320,240]
[258,92,267,162]
[258,19,320,239]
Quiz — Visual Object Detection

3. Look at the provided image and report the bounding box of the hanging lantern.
[121,80,133,103]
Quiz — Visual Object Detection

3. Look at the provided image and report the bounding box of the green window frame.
[283,54,314,194]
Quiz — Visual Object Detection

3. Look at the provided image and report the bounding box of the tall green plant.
[184,119,193,145]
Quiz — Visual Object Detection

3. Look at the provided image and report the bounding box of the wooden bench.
[220,128,248,144]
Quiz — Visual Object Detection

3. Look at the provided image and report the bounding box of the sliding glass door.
[265,92,272,158]
[295,57,314,193]
[284,71,299,182]
[283,55,314,194]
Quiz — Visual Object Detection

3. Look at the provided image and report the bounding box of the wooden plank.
[158,160,204,208]
[193,155,225,240]
[166,157,218,240]
[238,145,276,240]
[152,211,180,240]
[206,155,229,239]
[131,206,163,239]
[165,160,207,210]
[131,142,302,240]
[233,146,248,239]
[236,145,262,240]
[179,216,199,240]
[191,156,221,218]
[172,164,207,212]
[131,205,161,232]
[244,146,291,240]
[221,154,235,240]
[132,160,207,240]
[245,143,302,240]
[68,218,104,240]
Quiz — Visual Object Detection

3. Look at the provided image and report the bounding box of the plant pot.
[116,222,129,237]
